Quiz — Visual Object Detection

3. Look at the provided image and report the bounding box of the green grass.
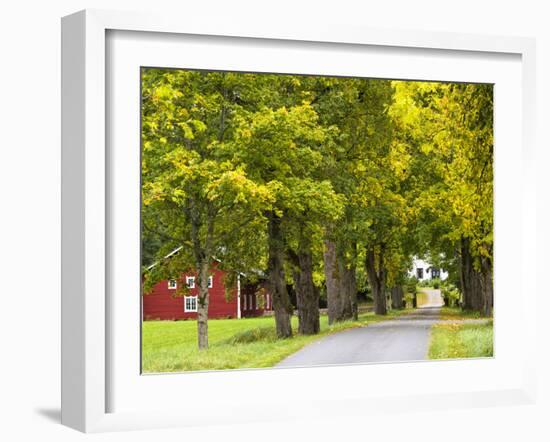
[142,309,412,373]
[437,306,485,320]
[428,319,493,359]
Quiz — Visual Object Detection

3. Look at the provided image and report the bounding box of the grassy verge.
[429,319,493,359]
[142,309,411,373]
[437,306,486,320]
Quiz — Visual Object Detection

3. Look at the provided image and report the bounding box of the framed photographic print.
[61,9,537,433]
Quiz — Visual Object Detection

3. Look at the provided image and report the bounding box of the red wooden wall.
[142,265,238,320]
[240,280,271,318]
[142,263,273,321]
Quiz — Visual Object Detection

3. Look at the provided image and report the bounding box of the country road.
[276,289,444,368]
[418,288,445,308]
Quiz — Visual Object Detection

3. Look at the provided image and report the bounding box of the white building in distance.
[409,258,448,282]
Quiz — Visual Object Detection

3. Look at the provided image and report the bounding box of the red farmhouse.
[142,261,272,321]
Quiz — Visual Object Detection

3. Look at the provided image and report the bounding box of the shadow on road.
[397,306,441,321]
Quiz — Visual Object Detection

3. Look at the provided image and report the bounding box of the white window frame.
[185,276,195,289]
[167,279,177,290]
[183,295,198,312]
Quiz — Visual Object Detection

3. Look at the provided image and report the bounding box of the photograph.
[140,68,494,373]
[1,0,546,438]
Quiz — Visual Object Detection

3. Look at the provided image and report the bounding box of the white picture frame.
[61,9,537,433]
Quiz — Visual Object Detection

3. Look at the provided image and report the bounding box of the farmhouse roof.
[146,246,260,278]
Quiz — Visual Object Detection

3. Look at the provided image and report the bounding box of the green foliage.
[141,67,494,350]
[424,277,441,289]
[440,281,461,307]
[405,276,418,295]
[389,81,494,273]
[141,69,278,287]
[142,69,345,285]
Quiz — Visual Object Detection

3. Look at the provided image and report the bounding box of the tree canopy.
[141,68,494,349]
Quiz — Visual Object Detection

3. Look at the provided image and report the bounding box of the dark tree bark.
[337,248,353,320]
[460,237,483,312]
[480,254,493,317]
[340,242,358,320]
[267,212,293,338]
[324,240,357,324]
[391,286,405,310]
[349,268,358,320]
[366,247,387,315]
[343,264,358,320]
[290,238,320,335]
[324,240,342,325]
[459,237,493,316]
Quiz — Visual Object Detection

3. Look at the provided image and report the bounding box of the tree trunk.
[337,248,353,320]
[268,212,292,338]
[480,254,493,316]
[391,286,404,310]
[344,262,358,320]
[324,240,341,325]
[196,259,210,350]
[188,202,211,351]
[350,268,358,320]
[366,247,387,315]
[340,242,358,320]
[460,237,483,312]
[293,244,320,335]
[324,240,357,324]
